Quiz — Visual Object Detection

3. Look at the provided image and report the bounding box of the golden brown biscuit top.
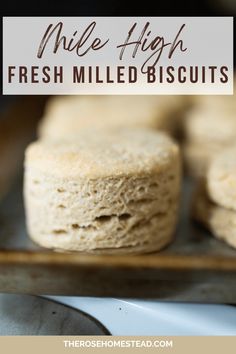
[25,128,179,179]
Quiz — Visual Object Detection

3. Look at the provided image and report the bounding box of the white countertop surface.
[1,294,236,335]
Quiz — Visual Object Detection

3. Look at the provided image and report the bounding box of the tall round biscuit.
[24,129,181,254]
[207,146,236,211]
[193,182,236,249]
[183,107,236,177]
[38,95,184,140]
[184,108,236,146]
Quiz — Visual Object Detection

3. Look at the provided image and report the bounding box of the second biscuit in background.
[38,95,186,140]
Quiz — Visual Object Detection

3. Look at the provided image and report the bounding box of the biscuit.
[184,108,236,146]
[183,142,221,177]
[24,128,181,254]
[38,95,185,140]
[193,182,236,249]
[207,146,236,211]
[183,105,236,177]
[193,93,236,113]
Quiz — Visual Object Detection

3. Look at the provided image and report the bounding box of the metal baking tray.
[0,97,236,302]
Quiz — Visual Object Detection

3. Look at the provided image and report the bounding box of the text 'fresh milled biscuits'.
[24,129,181,254]
[208,146,236,211]
[193,182,236,249]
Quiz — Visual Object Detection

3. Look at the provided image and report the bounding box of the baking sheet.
[0,97,236,301]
